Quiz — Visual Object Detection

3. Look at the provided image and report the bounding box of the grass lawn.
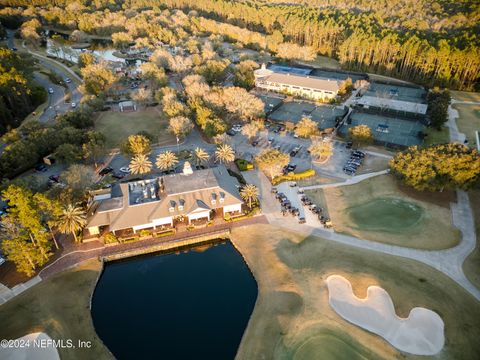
[231,224,480,360]
[0,259,112,360]
[424,126,450,146]
[450,90,480,102]
[94,107,174,148]
[305,175,460,249]
[301,55,341,69]
[453,104,480,144]
[463,189,480,290]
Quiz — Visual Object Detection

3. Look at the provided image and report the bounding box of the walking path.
[248,165,479,301]
[268,189,479,301]
[302,169,389,190]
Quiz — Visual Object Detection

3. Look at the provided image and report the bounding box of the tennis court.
[340,112,425,147]
[365,83,426,104]
[269,101,345,129]
[256,93,284,114]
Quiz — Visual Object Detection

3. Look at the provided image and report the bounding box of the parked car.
[119,167,131,173]
[271,187,278,194]
[297,188,305,194]
[346,141,353,149]
[298,217,306,224]
[48,88,54,94]
[226,129,236,136]
[99,167,113,176]
[0,256,5,266]
[48,175,60,183]
[71,102,77,108]
[65,78,71,83]
[34,163,47,172]
[268,137,274,143]
[112,172,125,179]
[232,124,242,132]
[251,140,259,147]
[289,182,297,187]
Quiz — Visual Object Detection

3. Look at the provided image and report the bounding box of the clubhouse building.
[254,64,342,101]
[86,163,244,237]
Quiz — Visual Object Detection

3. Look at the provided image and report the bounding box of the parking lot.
[231,127,356,179]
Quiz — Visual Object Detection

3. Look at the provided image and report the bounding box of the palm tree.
[240,184,259,209]
[156,151,178,171]
[56,204,86,243]
[215,144,235,164]
[130,154,153,175]
[194,147,210,167]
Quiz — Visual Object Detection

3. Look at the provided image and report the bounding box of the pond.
[91,241,258,359]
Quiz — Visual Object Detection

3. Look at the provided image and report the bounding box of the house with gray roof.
[86,163,244,237]
[254,64,342,101]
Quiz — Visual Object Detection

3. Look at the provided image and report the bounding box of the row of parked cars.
[271,188,306,224]
[343,150,366,175]
[300,196,332,228]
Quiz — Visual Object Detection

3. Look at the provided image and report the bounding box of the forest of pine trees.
[0,0,478,89]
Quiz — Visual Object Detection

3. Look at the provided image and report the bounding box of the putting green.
[347,198,423,233]
[292,331,373,360]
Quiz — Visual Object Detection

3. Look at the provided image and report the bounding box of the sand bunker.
[326,275,444,356]
[0,332,60,360]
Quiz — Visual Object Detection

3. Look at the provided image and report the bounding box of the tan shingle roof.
[86,165,243,232]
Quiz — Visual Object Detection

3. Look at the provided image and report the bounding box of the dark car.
[112,172,125,179]
[298,217,306,224]
[251,140,259,147]
[99,167,113,176]
[346,141,353,149]
[290,150,298,157]
[48,175,60,183]
[271,187,278,194]
[226,129,236,136]
[34,164,47,172]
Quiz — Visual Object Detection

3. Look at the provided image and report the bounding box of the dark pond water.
[91,241,257,360]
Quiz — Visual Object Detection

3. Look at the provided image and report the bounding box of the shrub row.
[235,158,254,171]
[272,169,316,185]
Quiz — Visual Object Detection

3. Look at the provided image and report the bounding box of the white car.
[65,78,71,83]
[232,124,242,132]
[71,102,77,108]
[120,167,131,173]
[0,257,5,266]
[48,88,54,94]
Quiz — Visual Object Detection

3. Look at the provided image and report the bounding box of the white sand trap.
[0,332,60,360]
[326,275,444,355]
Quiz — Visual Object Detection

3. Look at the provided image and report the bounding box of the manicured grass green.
[291,330,377,360]
[347,198,423,233]
[306,175,460,249]
[0,260,112,360]
[453,104,480,144]
[94,107,174,148]
[424,126,450,145]
[232,224,480,360]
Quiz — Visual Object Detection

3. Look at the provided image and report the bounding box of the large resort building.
[86,163,244,237]
[254,64,342,101]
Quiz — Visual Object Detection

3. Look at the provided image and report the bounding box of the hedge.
[272,169,316,185]
[235,158,254,171]
[227,169,247,185]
